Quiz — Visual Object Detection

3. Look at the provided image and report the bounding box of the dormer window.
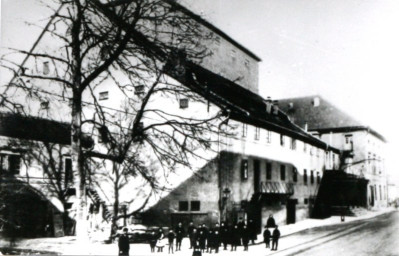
[43,61,50,75]
[179,98,189,109]
[99,91,108,101]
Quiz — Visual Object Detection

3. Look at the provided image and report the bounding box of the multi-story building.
[278,95,388,210]
[142,94,340,231]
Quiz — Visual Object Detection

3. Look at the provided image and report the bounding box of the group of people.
[186,218,258,253]
[117,215,281,255]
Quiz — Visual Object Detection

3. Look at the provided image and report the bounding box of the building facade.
[278,95,388,209]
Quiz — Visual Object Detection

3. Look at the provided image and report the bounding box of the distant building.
[278,95,388,210]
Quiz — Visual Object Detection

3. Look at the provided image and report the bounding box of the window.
[280,165,286,181]
[43,61,50,75]
[231,49,236,61]
[179,98,189,109]
[316,172,321,184]
[40,101,49,110]
[0,154,21,176]
[65,188,76,196]
[345,134,353,146]
[64,157,73,184]
[290,138,296,150]
[191,201,200,211]
[379,185,382,200]
[241,159,248,180]
[266,162,272,180]
[304,169,308,184]
[293,168,298,182]
[99,91,109,100]
[254,127,260,140]
[242,124,248,138]
[304,198,308,204]
[14,104,24,114]
[266,130,272,144]
[244,59,250,68]
[310,170,314,184]
[280,135,285,146]
[134,85,145,95]
[178,201,189,211]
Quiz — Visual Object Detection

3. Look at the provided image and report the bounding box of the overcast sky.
[1,0,399,181]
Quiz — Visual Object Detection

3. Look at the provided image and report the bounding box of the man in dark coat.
[213,229,221,253]
[187,222,196,249]
[242,225,250,251]
[230,225,240,251]
[272,225,281,251]
[168,229,175,254]
[118,228,130,256]
[263,227,271,248]
[206,229,214,253]
[266,214,276,228]
[220,222,229,250]
[198,229,207,253]
[175,222,184,251]
[247,219,257,244]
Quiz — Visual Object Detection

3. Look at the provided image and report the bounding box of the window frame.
[190,201,200,211]
[99,91,109,101]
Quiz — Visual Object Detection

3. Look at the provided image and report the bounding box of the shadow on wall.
[142,157,220,227]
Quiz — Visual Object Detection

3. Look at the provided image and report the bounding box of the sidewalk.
[0,208,395,255]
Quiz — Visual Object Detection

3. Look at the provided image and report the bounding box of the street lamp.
[222,188,231,222]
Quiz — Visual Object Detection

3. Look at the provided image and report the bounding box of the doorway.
[286,199,297,224]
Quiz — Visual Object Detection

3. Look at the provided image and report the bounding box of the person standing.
[247,219,257,244]
[198,229,207,253]
[207,229,214,253]
[149,230,157,253]
[167,229,175,254]
[231,225,239,251]
[118,228,130,256]
[213,229,221,253]
[242,225,250,251]
[220,222,229,250]
[266,214,276,228]
[187,222,196,249]
[263,227,271,249]
[272,225,280,251]
[175,222,184,251]
[156,228,166,252]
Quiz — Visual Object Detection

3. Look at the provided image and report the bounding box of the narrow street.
[274,211,399,256]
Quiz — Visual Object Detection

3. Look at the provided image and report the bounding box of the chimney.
[312,97,320,107]
[266,96,273,114]
[304,122,308,132]
[272,100,279,115]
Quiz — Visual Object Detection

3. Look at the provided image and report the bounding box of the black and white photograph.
[0,0,398,255]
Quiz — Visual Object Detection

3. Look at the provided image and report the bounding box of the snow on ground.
[0,208,394,255]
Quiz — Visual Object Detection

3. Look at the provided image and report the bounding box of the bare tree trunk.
[71,0,86,239]
[110,162,120,239]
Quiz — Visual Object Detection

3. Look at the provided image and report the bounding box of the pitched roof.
[277,95,386,142]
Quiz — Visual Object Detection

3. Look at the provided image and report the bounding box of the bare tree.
[1,0,233,239]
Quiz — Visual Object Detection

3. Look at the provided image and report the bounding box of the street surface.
[279,211,399,256]
[1,210,398,255]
